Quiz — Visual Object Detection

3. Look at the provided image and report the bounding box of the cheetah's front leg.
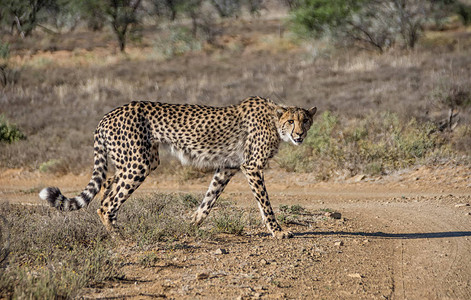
[241,164,293,239]
[192,168,238,225]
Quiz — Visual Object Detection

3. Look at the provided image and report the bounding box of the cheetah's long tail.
[39,133,107,211]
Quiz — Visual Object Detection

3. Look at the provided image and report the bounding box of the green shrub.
[0,115,25,143]
[290,0,358,38]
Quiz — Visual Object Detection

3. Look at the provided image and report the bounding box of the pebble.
[214,248,228,255]
[254,292,262,298]
[348,273,363,279]
[455,203,470,208]
[352,174,366,182]
[334,241,344,247]
[196,273,209,280]
[325,212,342,219]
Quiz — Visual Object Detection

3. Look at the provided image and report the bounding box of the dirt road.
[1,165,471,299]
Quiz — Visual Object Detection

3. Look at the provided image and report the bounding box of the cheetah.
[39,96,317,239]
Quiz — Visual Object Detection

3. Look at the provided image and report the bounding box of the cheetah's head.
[277,106,317,145]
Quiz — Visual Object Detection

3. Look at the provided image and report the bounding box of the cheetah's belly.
[165,138,245,170]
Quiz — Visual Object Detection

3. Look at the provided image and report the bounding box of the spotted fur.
[39,96,317,238]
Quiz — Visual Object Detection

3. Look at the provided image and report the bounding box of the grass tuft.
[120,193,211,247]
[212,210,245,235]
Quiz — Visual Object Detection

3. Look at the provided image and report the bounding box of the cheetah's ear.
[308,107,317,117]
[276,106,287,119]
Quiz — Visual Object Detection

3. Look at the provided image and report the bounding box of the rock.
[260,258,269,265]
[348,273,363,279]
[214,248,228,255]
[325,212,342,219]
[455,203,470,208]
[351,174,366,182]
[196,273,209,280]
[334,241,344,247]
[269,293,287,299]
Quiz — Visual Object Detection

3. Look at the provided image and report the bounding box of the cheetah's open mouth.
[293,137,304,144]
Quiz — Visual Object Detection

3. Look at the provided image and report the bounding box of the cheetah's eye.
[303,119,309,124]
[287,120,294,125]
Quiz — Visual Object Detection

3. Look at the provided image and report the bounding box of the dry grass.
[0,18,470,177]
[0,202,119,298]
[0,192,265,298]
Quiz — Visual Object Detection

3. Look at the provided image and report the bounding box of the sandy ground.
[1,165,471,299]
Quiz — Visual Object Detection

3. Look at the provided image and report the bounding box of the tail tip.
[39,187,62,207]
[38,187,49,200]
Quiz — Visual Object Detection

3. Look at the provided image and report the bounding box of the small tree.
[0,0,53,38]
[0,41,19,87]
[389,0,429,49]
[179,0,203,36]
[105,0,142,52]
[291,0,434,52]
[75,0,107,31]
[0,41,10,87]
[210,0,241,17]
[75,0,142,52]
[432,79,471,131]
[150,0,186,21]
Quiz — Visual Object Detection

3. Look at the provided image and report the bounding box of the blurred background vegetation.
[0,0,470,178]
[1,2,471,297]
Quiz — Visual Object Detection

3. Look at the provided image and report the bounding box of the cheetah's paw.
[273,230,293,239]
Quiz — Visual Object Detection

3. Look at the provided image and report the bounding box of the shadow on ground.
[295,231,471,239]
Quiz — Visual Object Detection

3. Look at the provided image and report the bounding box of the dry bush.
[451,125,471,156]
